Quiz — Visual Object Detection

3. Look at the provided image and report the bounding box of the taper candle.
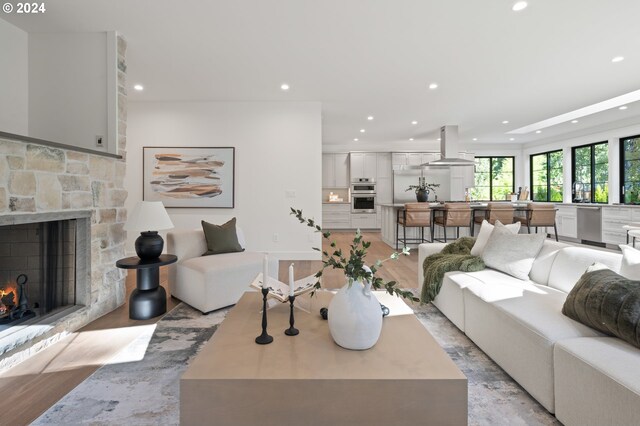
[289,263,295,296]
[263,254,269,288]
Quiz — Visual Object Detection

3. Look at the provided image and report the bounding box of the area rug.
[34,301,559,426]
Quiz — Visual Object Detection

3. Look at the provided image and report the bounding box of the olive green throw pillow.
[562,263,640,349]
[201,218,244,255]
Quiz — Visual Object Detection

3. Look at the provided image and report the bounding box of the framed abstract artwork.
[143,147,235,208]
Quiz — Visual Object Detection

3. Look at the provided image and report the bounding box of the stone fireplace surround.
[0,33,128,372]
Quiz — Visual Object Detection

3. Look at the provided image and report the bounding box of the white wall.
[28,32,116,152]
[521,122,640,204]
[126,101,322,259]
[0,19,28,134]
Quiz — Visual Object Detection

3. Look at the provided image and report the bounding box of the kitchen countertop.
[555,203,640,208]
[323,201,350,204]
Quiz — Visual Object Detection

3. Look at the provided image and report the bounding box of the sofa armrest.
[417,243,448,293]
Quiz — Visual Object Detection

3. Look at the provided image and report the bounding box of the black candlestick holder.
[284,295,299,336]
[255,287,273,344]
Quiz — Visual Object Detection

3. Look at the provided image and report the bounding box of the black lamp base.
[135,231,164,260]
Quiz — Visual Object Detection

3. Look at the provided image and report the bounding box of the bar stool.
[630,230,640,248]
[432,203,472,243]
[396,203,432,249]
[472,202,515,236]
[514,202,558,241]
[623,223,640,244]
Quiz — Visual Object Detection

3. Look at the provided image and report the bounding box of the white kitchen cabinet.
[323,153,350,188]
[602,206,632,244]
[322,203,351,229]
[555,205,577,238]
[350,153,377,179]
[351,213,377,229]
[407,153,423,166]
[334,153,349,187]
[377,153,392,179]
[392,153,407,166]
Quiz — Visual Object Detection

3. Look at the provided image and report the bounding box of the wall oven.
[351,178,376,213]
[352,194,376,213]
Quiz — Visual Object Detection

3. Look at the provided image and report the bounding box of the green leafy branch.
[290,208,419,302]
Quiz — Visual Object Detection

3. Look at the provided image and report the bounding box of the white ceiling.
[5,0,640,147]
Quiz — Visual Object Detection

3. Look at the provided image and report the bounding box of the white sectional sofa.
[418,240,640,426]
[167,228,278,313]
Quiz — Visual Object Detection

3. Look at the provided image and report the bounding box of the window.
[470,157,515,201]
[572,142,608,203]
[530,150,563,202]
[621,134,640,205]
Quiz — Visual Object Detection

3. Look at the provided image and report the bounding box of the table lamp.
[124,201,174,260]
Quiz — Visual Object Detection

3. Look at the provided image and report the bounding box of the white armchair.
[167,228,279,313]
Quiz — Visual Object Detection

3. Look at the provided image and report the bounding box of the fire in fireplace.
[0,274,36,324]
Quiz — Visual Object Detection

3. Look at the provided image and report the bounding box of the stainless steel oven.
[352,194,377,213]
[351,177,376,194]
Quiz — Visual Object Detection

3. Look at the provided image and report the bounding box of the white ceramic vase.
[328,276,383,350]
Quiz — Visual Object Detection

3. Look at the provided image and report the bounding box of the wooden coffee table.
[181,291,467,425]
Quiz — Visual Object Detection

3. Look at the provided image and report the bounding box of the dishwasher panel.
[576,206,602,243]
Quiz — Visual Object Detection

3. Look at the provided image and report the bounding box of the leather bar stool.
[629,229,640,248]
[433,203,472,243]
[472,202,515,236]
[396,203,432,249]
[623,223,640,244]
[514,202,558,241]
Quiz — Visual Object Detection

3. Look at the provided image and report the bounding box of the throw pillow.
[470,220,522,256]
[481,223,545,280]
[201,218,244,255]
[619,245,640,280]
[562,263,640,349]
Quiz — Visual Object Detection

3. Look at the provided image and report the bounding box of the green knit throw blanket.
[421,237,485,304]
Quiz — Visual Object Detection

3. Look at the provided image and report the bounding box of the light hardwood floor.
[0,231,418,424]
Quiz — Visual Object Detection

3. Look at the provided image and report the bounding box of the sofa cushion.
[554,337,640,426]
[529,239,570,285]
[181,250,264,274]
[470,220,521,257]
[547,247,623,293]
[481,224,546,280]
[202,218,244,255]
[563,265,640,348]
[450,269,539,302]
[620,244,640,280]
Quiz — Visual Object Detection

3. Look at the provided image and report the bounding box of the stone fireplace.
[0,35,128,372]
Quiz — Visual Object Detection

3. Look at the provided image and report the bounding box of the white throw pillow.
[619,245,640,280]
[471,220,521,257]
[482,223,546,280]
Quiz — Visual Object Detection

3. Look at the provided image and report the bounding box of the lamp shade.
[124,201,174,232]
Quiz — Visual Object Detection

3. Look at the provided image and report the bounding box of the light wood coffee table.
[181,291,467,425]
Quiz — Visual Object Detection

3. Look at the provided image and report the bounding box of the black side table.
[116,254,178,320]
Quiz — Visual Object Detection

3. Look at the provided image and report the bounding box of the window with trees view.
[572,142,608,203]
[621,134,640,205]
[531,150,563,202]
[470,157,515,201]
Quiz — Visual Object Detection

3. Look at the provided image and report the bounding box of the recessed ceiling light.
[509,138,515,141]
[360,129,365,133]
[428,83,438,90]
[471,138,477,141]
[353,138,359,142]
[411,121,418,125]
[571,120,579,124]
[437,138,441,142]
[502,120,509,124]
[133,84,144,91]
[612,56,625,63]
[512,1,528,11]
[409,138,414,141]
[535,130,542,134]
[367,116,374,121]
[280,83,290,91]
[619,105,628,110]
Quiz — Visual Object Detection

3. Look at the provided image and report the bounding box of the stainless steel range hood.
[423,125,474,166]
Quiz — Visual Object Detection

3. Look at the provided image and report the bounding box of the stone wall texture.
[0,35,129,372]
